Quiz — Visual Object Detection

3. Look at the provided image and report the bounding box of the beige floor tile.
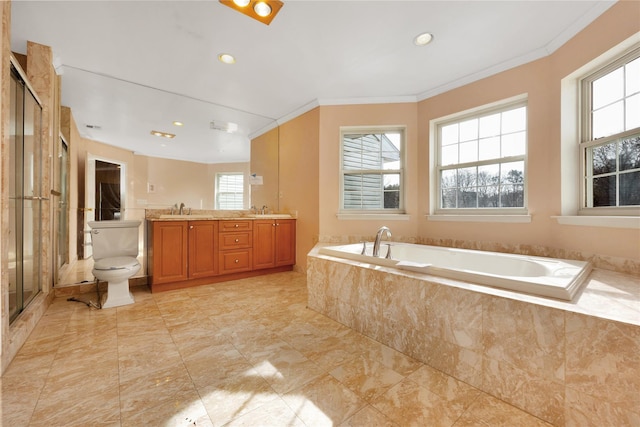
[198,368,281,426]
[224,396,306,427]
[452,393,554,426]
[29,383,121,427]
[0,375,47,427]
[121,388,212,427]
[283,373,367,426]
[371,376,479,427]
[330,354,406,402]
[339,404,399,427]
[3,271,558,426]
[119,363,196,419]
[183,345,255,389]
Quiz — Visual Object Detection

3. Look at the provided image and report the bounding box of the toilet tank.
[88,220,141,260]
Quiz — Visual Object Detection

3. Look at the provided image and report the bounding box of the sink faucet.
[261,205,268,215]
[372,226,392,257]
[179,202,185,215]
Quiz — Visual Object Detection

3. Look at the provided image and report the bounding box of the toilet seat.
[94,256,140,271]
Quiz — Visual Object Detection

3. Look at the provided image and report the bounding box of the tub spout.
[373,226,392,257]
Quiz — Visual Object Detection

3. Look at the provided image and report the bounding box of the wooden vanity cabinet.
[252,219,296,270]
[148,220,217,285]
[148,218,295,292]
[218,220,253,274]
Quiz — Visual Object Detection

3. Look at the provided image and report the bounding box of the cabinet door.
[152,221,188,284]
[252,220,275,270]
[188,221,218,278]
[275,219,296,266]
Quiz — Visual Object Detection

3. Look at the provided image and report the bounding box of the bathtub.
[317,242,592,301]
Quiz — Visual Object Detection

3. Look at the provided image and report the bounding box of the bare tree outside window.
[582,49,640,209]
[437,101,527,212]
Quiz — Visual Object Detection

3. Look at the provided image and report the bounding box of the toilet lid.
[94,256,140,271]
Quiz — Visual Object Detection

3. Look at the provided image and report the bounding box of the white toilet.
[88,220,141,308]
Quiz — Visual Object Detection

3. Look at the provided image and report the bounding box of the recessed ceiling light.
[173,121,184,127]
[253,1,272,17]
[151,130,175,139]
[233,0,250,6]
[414,32,434,46]
[218,53,236,64]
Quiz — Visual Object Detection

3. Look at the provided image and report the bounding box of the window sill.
[426,214,531,223]
[337,213,410,221]
[552,216,640,229]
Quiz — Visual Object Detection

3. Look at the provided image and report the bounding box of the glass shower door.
[22,82,42,310]
[9,64,42,323]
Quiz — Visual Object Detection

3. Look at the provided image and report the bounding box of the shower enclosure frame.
[9,61,44,324]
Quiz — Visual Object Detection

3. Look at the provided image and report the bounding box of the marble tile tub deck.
[307,245,640,427]
[1,272,553,426]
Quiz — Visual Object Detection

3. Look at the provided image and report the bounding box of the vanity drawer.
[220,220,252,232]
[219,249,252,274]
[219,232,252,250]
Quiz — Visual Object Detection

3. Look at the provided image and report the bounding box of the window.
[435,100,527,213]
[581,47,640,211]
[215,173,244,210]
[340,128,404,212]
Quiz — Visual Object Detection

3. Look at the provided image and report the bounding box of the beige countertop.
[147,214,294,221]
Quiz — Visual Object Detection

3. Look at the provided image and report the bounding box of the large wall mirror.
[56,65,280,213]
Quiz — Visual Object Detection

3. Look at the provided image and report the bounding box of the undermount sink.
[250,214,292,219]
[159,214,215,219]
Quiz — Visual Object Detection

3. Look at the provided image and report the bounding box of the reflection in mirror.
[250,125,279,213]
[59,66,279,211]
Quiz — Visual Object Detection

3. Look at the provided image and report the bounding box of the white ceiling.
[11,0,614,164]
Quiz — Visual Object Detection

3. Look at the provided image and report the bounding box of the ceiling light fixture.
[414,32,434,46]
[173,121,184,127]
[253,1,271,17]
[219,0,283,25]
[413,33,433,46]
[218,53,236,64]
[151,130,175,139]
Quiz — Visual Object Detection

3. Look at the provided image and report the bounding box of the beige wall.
[285,1,639,271]
[318,103,420,241]
[279,108,320,270]
[417,1,640,264]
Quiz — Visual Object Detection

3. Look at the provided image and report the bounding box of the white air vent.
[210,121,238,133]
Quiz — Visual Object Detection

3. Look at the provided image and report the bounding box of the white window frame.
[339,126,406,215]
[579,46,640,216]
[215,173,244,210]
[432,96,529,217]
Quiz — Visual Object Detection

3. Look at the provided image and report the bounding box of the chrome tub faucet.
[373,226,392,257]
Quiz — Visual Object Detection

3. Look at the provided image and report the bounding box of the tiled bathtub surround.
[307,246,640,426]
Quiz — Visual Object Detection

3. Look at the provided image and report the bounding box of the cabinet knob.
[189,225,193,229]
[235,259,239,263]
[234,224,239,228]
[235,238,239,243]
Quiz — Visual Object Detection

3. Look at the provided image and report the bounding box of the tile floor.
[1,271,553,426]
